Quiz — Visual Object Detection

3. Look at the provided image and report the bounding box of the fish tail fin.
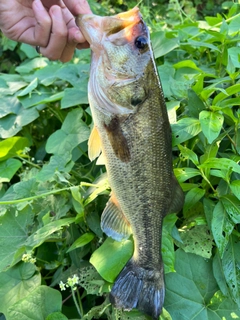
[109,259,165,319]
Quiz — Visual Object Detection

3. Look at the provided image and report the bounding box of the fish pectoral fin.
[101,194,132,241]
[88,125,102,161]
[168,176,185,214]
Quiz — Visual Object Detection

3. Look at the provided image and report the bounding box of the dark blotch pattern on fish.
[104,117,131,162]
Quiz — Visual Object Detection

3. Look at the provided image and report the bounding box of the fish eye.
[134,36,148,50]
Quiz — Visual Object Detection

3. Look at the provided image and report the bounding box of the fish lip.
[76,7,142,49]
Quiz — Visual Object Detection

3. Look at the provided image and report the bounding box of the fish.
[76,7,184,319]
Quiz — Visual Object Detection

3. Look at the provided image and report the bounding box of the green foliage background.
[0,1,240,319]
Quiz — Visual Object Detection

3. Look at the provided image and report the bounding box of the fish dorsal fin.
[168,176,185,214]
[88,125,102,161]
[101,194,132,241]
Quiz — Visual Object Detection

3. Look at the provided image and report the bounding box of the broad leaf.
[222,235,240,308]
[211,201,234,258]
[8,286,63,320]
[220,195,240,224]
[164,249,240,319]
[0,206,34,272]
[176,225,213,259]
[171,118,201,146]
[67,232,95,253]
[0,159,22,182]
[25,218,76,249]
[90,237,133,283]
[199,111,224,144]
[46,108,90,155]
[0,137,29,161]
[0,263,41,319]
[152,31,179,58]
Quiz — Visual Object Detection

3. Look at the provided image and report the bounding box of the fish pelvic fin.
[101,194,132,241]
[110,259,164,319]
[168,175,185,214]
[88,125,102,161]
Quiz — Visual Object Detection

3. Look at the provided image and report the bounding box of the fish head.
[76,7,155,116]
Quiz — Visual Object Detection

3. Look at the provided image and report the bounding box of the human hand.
[0,0,92,62]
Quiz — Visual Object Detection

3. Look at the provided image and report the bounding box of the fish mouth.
[76,7,142,50]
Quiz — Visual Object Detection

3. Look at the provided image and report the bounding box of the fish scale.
[76,7,184,319]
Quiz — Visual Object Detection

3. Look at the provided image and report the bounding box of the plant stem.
[76,288,84,317]
[0,186,73,205]
[71,288,82,318]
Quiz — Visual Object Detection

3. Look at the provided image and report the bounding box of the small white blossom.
[59,281,66,291]
[22,253,36,264]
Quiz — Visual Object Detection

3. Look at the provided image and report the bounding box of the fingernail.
[33,0,43,9]
[74,30,83,43]
[50,6,61,17]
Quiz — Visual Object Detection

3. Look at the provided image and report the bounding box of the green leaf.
[0,263,41,319]
[187,39,220,52]
[174,167,201,183]
[165,249,240,319]
[17,78,38,97]
[25,218,76,249]
[220,195,240,224]
[8,286,63,320]
[187,89,205,118]
[46,108,90,156]
[0,206,34,272]
[213,84,240,105]
[0,137,29,161]
[0,102,39,139]
[67,232,95,253]
[183,187,205,214]
[178,145,199,166]
[230,180,240,200]
[76,266,107,296]
[46,312,68,320]
[36,153,74,181]
[61,87,88,109]
[222,235,240,308]
[174,60,202,72]
[211,201,234,258]
[18,90,64,108]
[151,31,179,58]
[90,237,133,283]
[199,157,240,175]
[15,57,49,74]
[213,251,229,296]
[176,225,213,259]
[20,43,39,59]
[162,215,177,273]
[199,111,224,144]
[162,228,175,273]
[0,159,22,182]
[228,47,240,68]
[172,118,201,146]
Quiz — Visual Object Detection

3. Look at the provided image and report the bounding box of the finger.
[32,0,52,47]
[59,27,78,62]
[76,41,89,50]
[63,0,92,16]
[40,5,68,60]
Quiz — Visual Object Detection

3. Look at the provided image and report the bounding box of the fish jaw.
[76,7,142,52]
[76,7,154,116]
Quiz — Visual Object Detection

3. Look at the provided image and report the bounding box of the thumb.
[63,0,92,16]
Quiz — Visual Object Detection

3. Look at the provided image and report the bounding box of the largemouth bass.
[76,7,184,319]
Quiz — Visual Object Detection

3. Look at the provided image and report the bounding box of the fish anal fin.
[88,125,102,161]
[101,194,132,241]
[168,176,185,214]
